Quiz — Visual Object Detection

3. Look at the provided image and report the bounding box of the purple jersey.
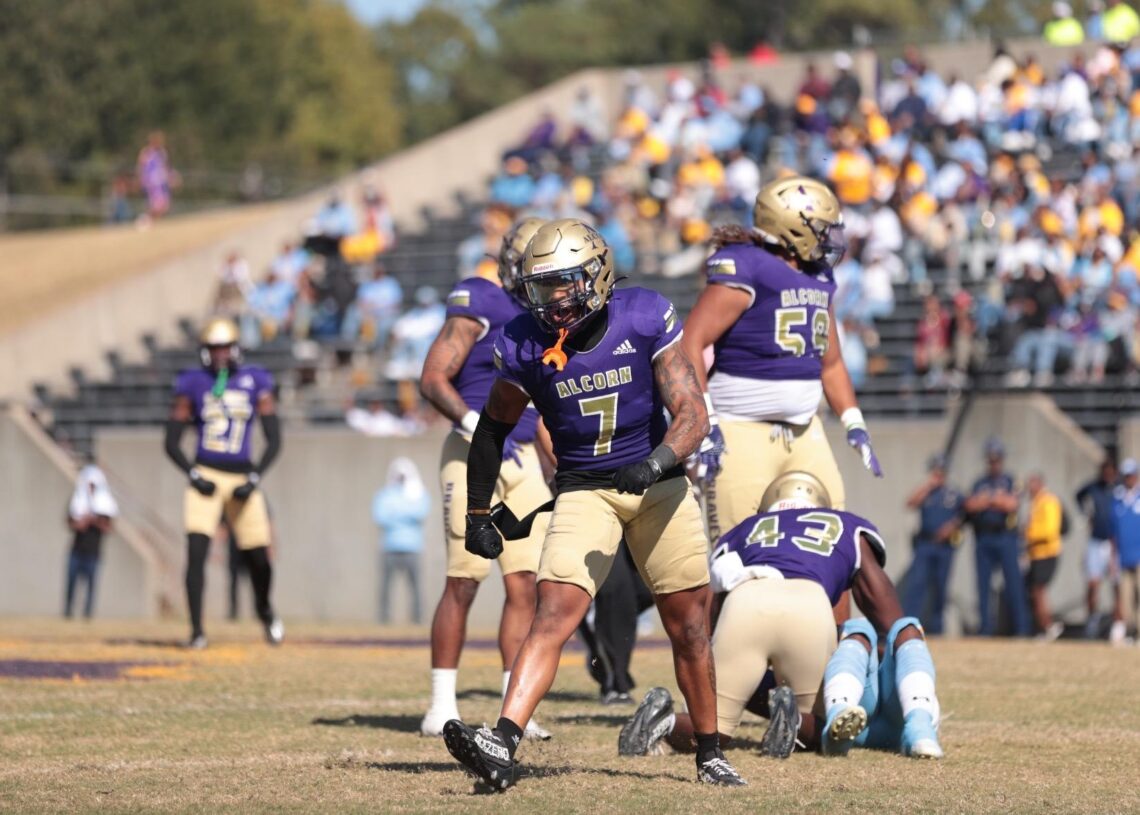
[493,287,681,472]
[705,244,836,381]
[710,508,886,605]
[174,365,274,470]
[445,276,538,444]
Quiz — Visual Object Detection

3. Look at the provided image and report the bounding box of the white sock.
[430,668,458,714]
[823,673,865,717]
[898,671,940,727]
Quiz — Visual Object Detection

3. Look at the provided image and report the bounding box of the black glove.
[232,472,260,500]
[465,512,503,559]
[189,468,217,497]
[612,458,664,495]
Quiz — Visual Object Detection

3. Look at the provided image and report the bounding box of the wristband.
[247,472,261,486]
[460,410,480,436]
[703,392,718,426]
[840,407,866,431]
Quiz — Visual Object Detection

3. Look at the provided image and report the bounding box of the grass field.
[2,618,1138,814]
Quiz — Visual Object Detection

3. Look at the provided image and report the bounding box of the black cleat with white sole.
[618,687,675,756]
[697,750,747,786]
[443,720,517,791]
[758,685,801,759]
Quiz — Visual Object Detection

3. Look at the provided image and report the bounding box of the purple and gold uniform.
[493,287,709,597]
[441,277,551,581]
[706,506,886,732]
[174,365,274,548]
[702,244,845,535]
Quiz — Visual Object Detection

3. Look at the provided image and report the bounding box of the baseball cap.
[1122,458,1138,476]
[984,437,1005,458]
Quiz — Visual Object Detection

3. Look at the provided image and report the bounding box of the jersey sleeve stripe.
[711,280,757,308]
[651,329,683,361]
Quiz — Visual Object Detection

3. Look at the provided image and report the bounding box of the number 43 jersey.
[174,365,274,470]
[710,508,887,605]
[493,287,680,472]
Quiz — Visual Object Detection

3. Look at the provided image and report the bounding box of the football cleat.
[443,720,517,791]
[264,617,284,646]
[758,685,801,759]
[420,706,462,737]
[186,634,208,650]
[697,751,747,786]
[618,687,675,756]
[901,710,944,760]
[821,704,868,757]
[524,718,552,741]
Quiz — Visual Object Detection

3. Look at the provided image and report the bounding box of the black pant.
[186,534,274,637]
[578,542,655,694]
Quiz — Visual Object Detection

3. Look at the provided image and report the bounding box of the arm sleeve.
[254,413,281,475]
[467,411,515,512]
[164,419,194,474]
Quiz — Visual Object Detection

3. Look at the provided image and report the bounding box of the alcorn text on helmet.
[198,316,241,369]
[521,218,614,333]
[499,216,545,304]
[761,471,832,512]
[753,176,846,268]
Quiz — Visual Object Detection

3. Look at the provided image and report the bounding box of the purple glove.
[502,436,524,468]
[846,426,883,477]
[697,424,727,485]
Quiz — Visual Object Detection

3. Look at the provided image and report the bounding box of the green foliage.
[0,0,403,177]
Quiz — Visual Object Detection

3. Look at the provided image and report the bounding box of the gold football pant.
[184,465,271,548]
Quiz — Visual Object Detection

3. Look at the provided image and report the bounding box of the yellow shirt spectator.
[827,148,873,206]
[1025,489,1062,561]
[1104,0,1140,43]
[1044,16,1085,45]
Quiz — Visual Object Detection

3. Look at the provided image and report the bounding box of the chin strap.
[541,328,569,372]
[211,367,230,398]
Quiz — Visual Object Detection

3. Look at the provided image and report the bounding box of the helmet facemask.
[524,257,604,333]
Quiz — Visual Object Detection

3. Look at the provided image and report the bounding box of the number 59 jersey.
[173,365,274,470]
[710,508,887,605]
[705,244,836,382]
[493,287,681,472]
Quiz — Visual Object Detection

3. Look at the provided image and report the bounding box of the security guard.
[965,438,1029,636]
[903,454,965,634]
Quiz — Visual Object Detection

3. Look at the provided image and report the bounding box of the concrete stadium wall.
[0,410,158,618]
[19,393,1086,634]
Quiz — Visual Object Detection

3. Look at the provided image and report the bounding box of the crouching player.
[619,471,943,760]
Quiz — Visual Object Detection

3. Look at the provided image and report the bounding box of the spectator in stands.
[1005,264,1068,387]
[314,192,358,239]
[361,184,396,250]
[213,251,254,319]
[64,460,118,619]
[1104,0,1140,43]
[346,393,422,437]
[490,156,537,209]
[914,294,951,387]
[838,318,869,389]
[241,268,295,348]
[341,262,403,348]
[106,175,133,224]
[568,86,606,146]
[1045,2,1086,45]
[1077,458,1125,641]
[828,51,862,122]
[385,286,446,383]
[457,205,513,280]
[1113,458,1140,641]
[967,437,1030,637]
[1087,0,1107,40]
[373,457,428,624]
[136,130,178,224]
[270,241,309,287]
[948,290,985,384]
[905,454,965,635]
[859,247,897,323]
[1023,472,1065,641]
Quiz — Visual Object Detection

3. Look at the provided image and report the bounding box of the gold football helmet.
[761,471,832,512]
[753,176,846,268]
[498,216,545,303]
[198,316,241,368]
[521,218,614,333]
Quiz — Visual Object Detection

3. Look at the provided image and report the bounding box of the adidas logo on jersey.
[613,339,637,355]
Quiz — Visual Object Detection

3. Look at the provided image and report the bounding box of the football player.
[681,176,882,541]
[619,471,943,761]
[442,219,746,789]
[163,317,283,649]
[418,216,554,740]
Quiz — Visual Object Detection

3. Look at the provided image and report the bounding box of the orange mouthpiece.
[541,329,569,372]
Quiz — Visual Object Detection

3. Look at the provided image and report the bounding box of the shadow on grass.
[368,761,460,773]
[456,688,598,703]
[311,713,421,733]
[103,638,187,649]
[552,713,629,727]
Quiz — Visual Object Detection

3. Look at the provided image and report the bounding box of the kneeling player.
[619,471,943,760]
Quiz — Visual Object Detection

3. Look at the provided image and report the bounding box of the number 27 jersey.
[710,508,886,605]
[173,365,274,470]
[493,287,681,472]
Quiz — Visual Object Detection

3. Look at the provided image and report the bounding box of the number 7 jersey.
[173,365,274,470]
[710,508,887,605]
[493,287,680,472]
